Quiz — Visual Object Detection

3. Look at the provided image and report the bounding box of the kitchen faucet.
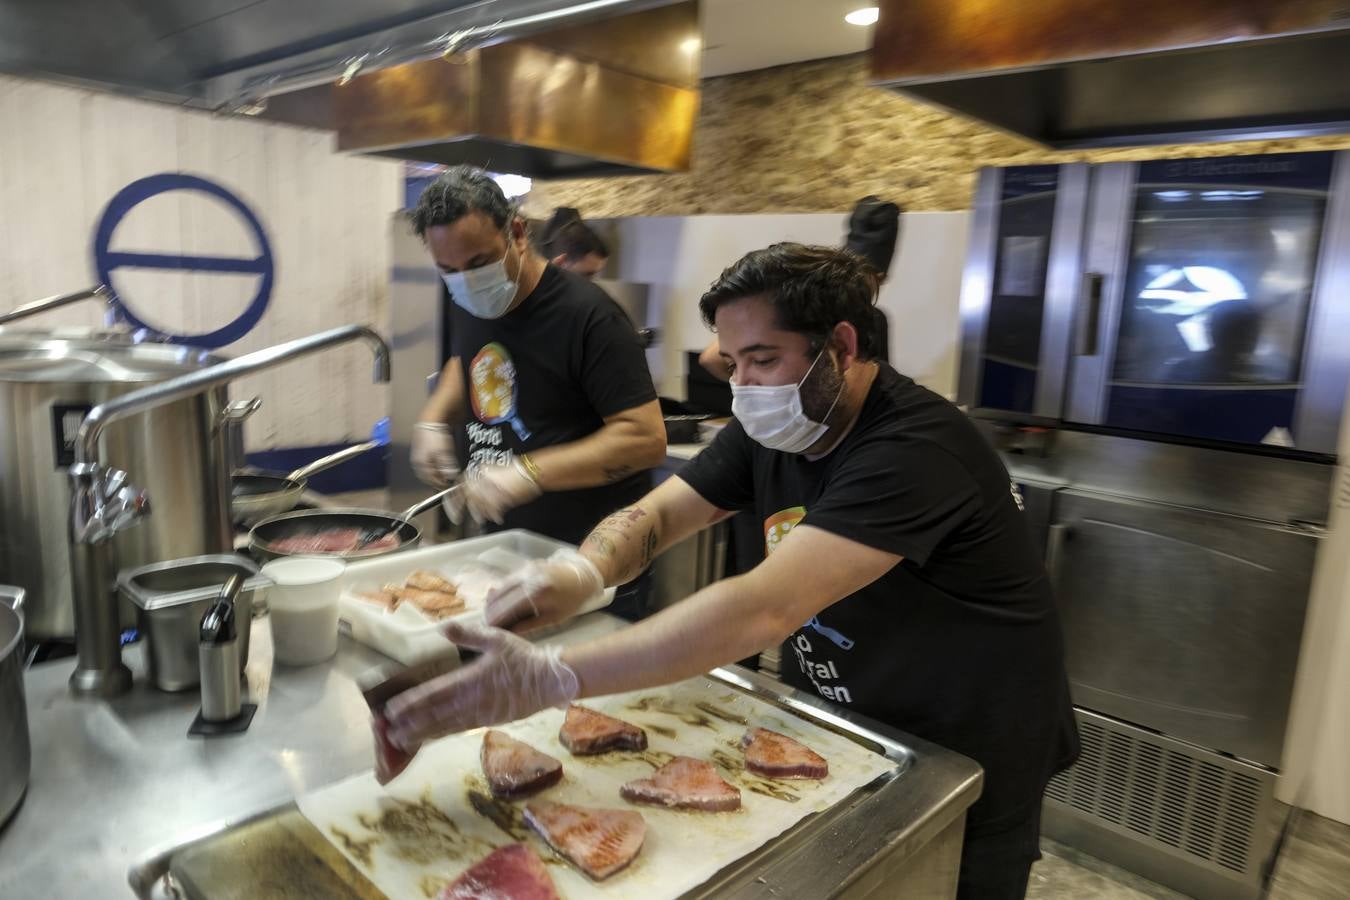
[66,324,392,697]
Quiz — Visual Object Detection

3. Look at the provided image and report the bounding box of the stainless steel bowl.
[118,555,267,692]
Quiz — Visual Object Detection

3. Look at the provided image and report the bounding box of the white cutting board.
[298,678,898,900]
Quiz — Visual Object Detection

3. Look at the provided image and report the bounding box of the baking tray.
[128,667,981,900]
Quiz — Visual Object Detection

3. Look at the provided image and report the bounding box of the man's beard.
[801,352,845,426]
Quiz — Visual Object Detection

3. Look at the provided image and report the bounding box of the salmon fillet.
[406,570,458,594]
[523,800,646,881]
[441,843,560,900]
[481,730,563,799]
[358,588,400,611]
[386,586,465,619]
[620,756,741,812]
[741,727,829,779]
[559,704,648,755]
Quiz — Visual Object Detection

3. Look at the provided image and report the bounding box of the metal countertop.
[0,613,980,898]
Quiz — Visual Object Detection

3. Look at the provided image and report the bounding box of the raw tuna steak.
[559,704,648,755]
[741,727,829,779]
[481,730,563,798]
[441,843,560,900]
[523,800,646,881]
[371,713,414,786]
[620,756,741,812]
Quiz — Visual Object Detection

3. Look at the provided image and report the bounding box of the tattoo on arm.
[589,533,617,560]
[641,527,657,568]
[603,464,635,483]
[583,506,659,584]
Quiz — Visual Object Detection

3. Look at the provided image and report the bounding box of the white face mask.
[442,234,520,319]
[731,349,844,453]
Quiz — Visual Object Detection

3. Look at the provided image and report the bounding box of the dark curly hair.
[410,165,515,238]
[698,243,879,358]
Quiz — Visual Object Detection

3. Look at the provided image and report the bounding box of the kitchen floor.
[1030,807,1350,899]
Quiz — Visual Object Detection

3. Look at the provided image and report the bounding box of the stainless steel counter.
[0,612,981,899]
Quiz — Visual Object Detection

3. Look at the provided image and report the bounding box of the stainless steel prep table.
[0,613,981,899]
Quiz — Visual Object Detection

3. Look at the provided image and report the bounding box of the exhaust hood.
[0,0,699,177]
[870,0,1350,148]
[327,2,700,176]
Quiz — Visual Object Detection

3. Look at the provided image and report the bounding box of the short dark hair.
[549,221,609,261]
[699,243,879,358]
[411,165,515,238]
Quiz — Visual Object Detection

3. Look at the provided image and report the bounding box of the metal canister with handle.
[199,575,243,722]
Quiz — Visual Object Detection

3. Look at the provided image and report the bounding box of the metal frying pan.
[248,485,461,562]
[232,440,382,522]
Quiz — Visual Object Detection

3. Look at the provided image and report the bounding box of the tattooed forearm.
[641,527,657,568]
[603,464,635,483]
[588,533,617,561]
[583,505,660,585]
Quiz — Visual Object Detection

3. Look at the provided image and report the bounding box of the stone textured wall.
[529,54,1350,216]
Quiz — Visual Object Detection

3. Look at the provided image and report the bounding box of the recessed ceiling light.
[844,7,879,26]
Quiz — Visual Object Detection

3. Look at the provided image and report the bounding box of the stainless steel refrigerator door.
[957,163,1089,421]
[1048,488,1319,768]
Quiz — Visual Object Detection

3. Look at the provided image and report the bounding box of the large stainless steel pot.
[0,586,29,826]
[0,339,234,640]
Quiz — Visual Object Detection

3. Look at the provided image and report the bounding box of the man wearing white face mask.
[382,243,1077,900]
[408,166,666,571]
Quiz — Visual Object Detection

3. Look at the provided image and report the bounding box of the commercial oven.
[961,151,1350,456]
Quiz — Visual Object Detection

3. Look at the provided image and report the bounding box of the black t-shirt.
[450,265,657,546]
[680,365,1078,833]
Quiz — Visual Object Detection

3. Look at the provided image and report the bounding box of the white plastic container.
[336,529,614,665]
[261,557,346,666]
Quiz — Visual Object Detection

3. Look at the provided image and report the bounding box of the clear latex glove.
[410,422,461,487]
[445,458,542,526]
[383,618,580,752]
[484,548,604,633]
[372,711,414,785]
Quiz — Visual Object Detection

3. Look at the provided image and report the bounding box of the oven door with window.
[957,163,1089,422]
[1066,151,1350,456]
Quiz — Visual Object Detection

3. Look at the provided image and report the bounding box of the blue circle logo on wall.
[93,173,273,349]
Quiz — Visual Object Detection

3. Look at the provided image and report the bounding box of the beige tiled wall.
[530,54,1350,216]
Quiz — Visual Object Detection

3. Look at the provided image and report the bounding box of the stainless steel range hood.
[871,0,1350,148]
[0,0,699,177]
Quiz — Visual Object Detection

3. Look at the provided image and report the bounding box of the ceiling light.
[845,7,879,26]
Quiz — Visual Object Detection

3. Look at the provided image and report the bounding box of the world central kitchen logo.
[92,173,274,349]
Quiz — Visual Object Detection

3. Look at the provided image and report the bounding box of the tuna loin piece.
[620,756,741,812]
[481,730,563,798]
[741,727,829,779]
[559,704,649,755]
[523,800,646,881]
[441,843,560,900]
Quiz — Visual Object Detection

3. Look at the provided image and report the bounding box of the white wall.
[607,212,971,399]
[0,75,403,449]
